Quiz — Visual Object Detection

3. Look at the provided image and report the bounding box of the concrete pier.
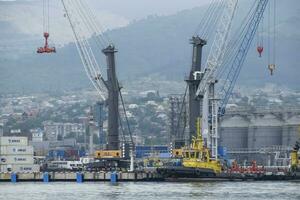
[0,171,164,182]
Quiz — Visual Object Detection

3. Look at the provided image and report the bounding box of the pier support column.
[76,172,84,183]
[43,172,50,183]
[11,173,17,183]
[110,172,118,184]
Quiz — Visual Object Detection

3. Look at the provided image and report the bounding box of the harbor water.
[0,181,299,200]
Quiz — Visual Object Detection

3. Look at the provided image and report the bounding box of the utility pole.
[103,45,119,150]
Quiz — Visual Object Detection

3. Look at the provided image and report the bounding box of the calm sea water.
[0,181,299,200]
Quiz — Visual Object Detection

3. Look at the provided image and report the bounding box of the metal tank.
[282,114,300,147]
[219,115,249,150]
[248,114,283,149]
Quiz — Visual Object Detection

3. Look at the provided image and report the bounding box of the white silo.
[248,114,283,149]
[282,114,300,147]
[219,115,249,150]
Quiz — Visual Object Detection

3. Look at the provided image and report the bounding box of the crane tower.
[103,45,120,150]
[185,36,206,143]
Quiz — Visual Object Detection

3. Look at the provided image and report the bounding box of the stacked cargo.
[0,137,40,173]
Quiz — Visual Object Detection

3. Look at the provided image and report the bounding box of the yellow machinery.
[291,150,299,171]
[291,126,300,172]
[94,150,122,159]
[181,118,222,173]
[172,148,183,158]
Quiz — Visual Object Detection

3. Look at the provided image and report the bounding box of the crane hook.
[268,64,275,76]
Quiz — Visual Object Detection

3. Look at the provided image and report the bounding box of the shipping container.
[47,150,65,159]
[0,146,34,155]
[0,155,34,165]
[0,164,40,173]
[0,137,28,146]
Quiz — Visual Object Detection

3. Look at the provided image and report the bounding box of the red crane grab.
[37,32,56,53]
[37,0,56,54]
[257,46,263,57]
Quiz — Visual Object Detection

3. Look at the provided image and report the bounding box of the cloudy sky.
[0,0,212,44]
[0,0,212,21]
[87,0,212,20]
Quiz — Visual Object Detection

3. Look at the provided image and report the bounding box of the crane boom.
[218,0,269,115]
[61,0,107,101]
[192,0,238,159]
[196,0,238,97]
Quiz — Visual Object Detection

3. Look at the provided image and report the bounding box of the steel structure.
[195,0,238,97]
[185,0,270,160]
[61,0,107,101]
[61,0,120,150]
[194,0,239,159]
[103,45,120,150]
[169,95,187,148]
[185,37,206,143]
[218,0,269,115]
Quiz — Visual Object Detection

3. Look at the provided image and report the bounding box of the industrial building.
[219,107,300,165]
[43,121,85,141]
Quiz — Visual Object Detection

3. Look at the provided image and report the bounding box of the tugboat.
[291,141,300,176]
[157,118,222,178]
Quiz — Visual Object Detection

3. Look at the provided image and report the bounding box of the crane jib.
[196,0,239,97]
[218,0,269,115]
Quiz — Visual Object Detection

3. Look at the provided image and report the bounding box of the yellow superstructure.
[182,118,222,174]
[94,150,122,159]
[291,151,298,166]
[172,149,183,158]
[290,126,300,171]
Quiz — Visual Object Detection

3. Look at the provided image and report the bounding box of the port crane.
[178,0,270,160]
[216,0,269,116]
[166,0,272,177]
[197,0,270,159]
[194,0,239,159]
[60,0,134,169]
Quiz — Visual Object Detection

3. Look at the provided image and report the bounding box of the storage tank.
[282,114,300,147]
[248,114,283,149]
[219,115,249,150]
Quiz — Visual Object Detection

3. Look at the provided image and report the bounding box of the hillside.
[0,0,299,93]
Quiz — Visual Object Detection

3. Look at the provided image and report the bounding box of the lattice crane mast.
[194,0,239,159]
[195,0,238,98]
[217,0,269,116]
[197,0,269,159]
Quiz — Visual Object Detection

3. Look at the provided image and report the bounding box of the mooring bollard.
[11,173,17,183]
[76,172,84,183]
[110,172,118,184]
[43,172,50,183]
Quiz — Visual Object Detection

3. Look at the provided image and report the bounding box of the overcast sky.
[0,0,213,44]
[0,0,212,21]
[87,0,212,20]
